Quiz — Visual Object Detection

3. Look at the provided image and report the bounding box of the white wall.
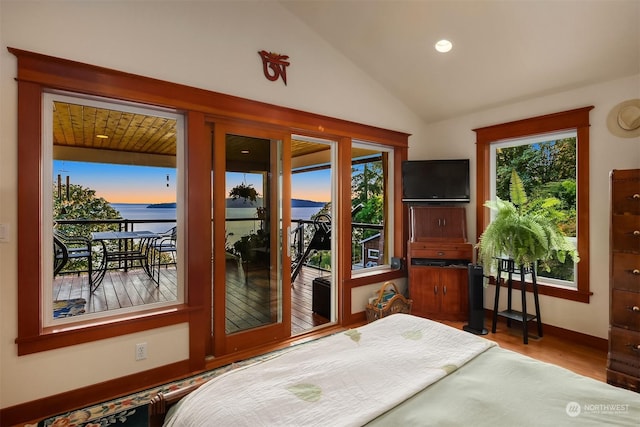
[413,73,640,339]
[0,1,427,409]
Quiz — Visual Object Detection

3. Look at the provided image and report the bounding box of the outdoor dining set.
[53,227,177,292]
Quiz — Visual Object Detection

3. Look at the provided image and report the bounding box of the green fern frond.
[509,170,528,207]
[476,172,579,273]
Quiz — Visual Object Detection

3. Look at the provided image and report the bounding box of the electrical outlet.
[135,342,147,361]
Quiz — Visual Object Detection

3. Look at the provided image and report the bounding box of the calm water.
[111,204,323,240]
[111,204,176,234]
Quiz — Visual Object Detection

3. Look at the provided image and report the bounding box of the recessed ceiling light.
[96,134,109,139]
[435,39,453,53]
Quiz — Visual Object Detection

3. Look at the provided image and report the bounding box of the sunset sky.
[54,161,331,204]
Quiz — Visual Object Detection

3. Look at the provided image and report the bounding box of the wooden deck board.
[53,264,330,335]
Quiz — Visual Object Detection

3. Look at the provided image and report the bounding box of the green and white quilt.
[164,314,495,426]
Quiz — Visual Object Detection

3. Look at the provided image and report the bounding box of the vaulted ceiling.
[281,0,640,123]
[52,1,639,167]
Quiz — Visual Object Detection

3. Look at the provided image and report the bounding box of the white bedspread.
[165,314,495,427]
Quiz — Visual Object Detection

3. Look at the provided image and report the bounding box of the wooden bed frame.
[148,383,203,427]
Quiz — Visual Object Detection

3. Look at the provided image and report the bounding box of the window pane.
[351,143,393,271]
[493,133,577,286]
[46,94,183,324]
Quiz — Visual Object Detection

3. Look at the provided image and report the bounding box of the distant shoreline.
[146,202,176,208]
[122,199,327,209]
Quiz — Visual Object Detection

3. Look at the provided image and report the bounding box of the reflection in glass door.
[224,133,284,336]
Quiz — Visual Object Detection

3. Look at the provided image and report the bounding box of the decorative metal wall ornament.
[258,50,290,86]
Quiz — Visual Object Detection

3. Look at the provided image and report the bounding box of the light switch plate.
[0,224,8,243]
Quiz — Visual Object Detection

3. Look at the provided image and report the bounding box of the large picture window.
[474,107,592,303]
[44,92,184,326]
[490,131,578,289]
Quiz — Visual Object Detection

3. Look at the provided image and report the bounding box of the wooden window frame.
[350,142,394,273]
[473,106,593,303]
[10,47,409,356]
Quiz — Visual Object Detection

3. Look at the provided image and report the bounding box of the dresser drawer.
[612,176,640,215]
[409,246,471,260]
[612,215,640,252]
[608,327,640,376]
[611,289,640,331]
[612,252,640,292]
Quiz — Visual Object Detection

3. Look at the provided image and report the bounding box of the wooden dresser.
[607,169,640,392]
[407,206,472,321]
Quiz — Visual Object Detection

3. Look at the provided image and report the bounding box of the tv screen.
[402,159,470,203]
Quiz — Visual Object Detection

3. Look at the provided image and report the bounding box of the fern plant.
[229,183,259,204]
[477,170,579,273]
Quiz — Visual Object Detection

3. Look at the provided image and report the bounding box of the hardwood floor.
[441,319,607,383]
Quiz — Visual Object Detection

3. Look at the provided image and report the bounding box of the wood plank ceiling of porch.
[52,102,377,168]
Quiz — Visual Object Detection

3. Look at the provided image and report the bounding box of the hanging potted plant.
[476,170,579,275]
[229,183,259,204]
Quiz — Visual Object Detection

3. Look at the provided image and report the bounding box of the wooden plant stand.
[491,258,542,344]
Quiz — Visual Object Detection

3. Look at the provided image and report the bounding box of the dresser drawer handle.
[634,230,640,237]
[632,269,640,276]
[628,305,640,313]
[633,193,640,200]
[627,344,640,353]
[437,251,445,256]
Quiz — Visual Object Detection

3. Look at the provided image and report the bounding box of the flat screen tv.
[402,159,470,203]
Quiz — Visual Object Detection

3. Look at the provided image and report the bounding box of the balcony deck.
[53,263,330,335]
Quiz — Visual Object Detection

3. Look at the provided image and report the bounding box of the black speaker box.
[463,263,488,335]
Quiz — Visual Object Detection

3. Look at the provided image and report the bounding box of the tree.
[351,161,383,208]
[353,196,383,237]
[351,160,386,266]
[495,137,578,281]
[54,183,121,237]
[496,138,576,201]
[351,160,384,227]
[53,183,122,274]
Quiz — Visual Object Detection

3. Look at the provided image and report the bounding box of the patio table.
[90,230,160,291]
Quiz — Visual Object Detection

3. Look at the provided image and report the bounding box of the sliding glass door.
[212,124,291,354]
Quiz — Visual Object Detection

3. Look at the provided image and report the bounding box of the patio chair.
[151,226,177,283]
[53,230,93,285]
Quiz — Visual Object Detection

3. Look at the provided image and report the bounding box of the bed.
[149,314,640,426]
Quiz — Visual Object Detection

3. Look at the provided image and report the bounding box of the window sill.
[489,276,591,303]
[349,267,405,288]
[16,304,195,356]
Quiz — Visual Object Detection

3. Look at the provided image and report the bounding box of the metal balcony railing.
[53,216,385,276]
